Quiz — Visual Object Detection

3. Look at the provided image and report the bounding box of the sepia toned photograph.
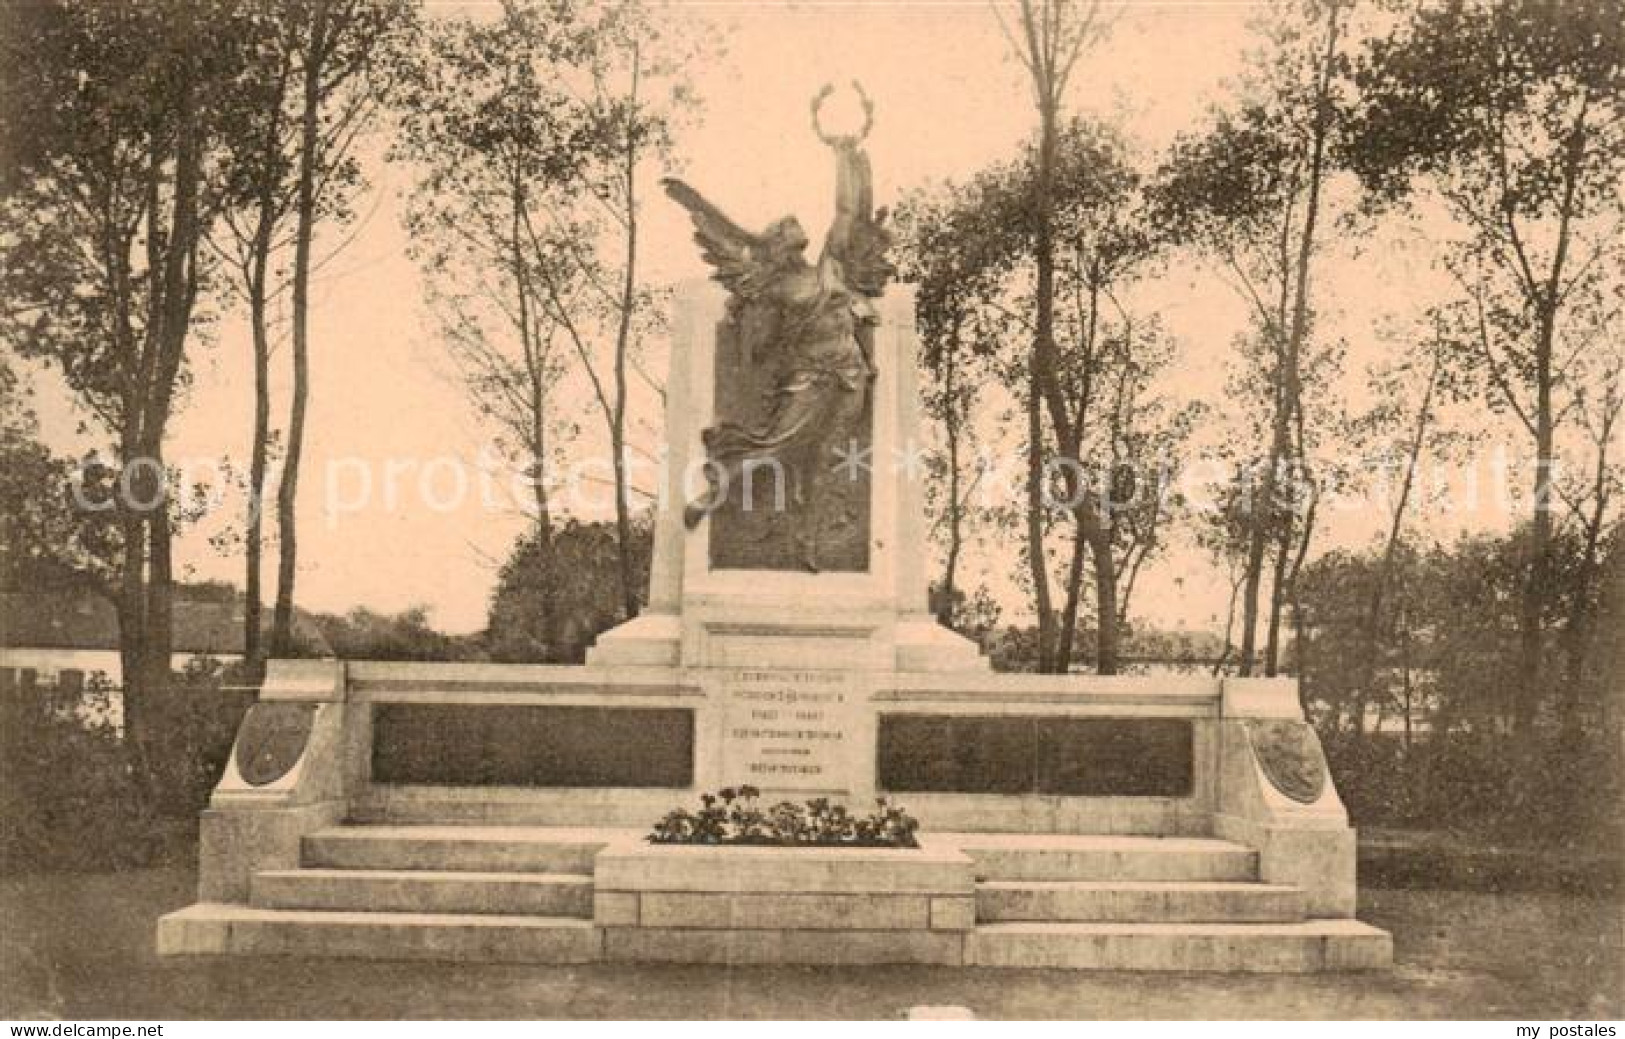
[0,0,1620,1025]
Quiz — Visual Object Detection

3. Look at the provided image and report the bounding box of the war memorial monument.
[158,87,1392,972]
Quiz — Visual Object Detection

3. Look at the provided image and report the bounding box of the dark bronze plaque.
[877,715,1193,797]
[707,318,872,572]
[1246,719,1327,804]
[234,702,317,787]
[371,704,693,788]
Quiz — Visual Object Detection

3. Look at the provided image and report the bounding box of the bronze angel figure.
[664,86,895,572]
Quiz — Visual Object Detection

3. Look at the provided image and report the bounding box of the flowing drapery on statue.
[663,83,895,573]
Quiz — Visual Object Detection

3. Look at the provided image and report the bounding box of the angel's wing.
[662,178,777,301]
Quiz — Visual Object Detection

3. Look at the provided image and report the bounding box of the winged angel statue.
[664,83,896,573]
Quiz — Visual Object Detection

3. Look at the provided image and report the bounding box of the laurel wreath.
[811,80,875,145]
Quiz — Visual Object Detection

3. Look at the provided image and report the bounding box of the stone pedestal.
[586,281,985,798]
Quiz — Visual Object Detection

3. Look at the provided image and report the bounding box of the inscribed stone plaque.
[720,668,859,792]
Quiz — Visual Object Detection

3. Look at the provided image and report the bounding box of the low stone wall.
[592,840,977,965]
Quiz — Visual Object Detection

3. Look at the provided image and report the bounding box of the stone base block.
[592,841,976,964]
[976,880,1307,923]
[594,842,976,895]
[603,926,966,966]
[300,825,618,874]
[948,833,1259,883]
[892,616,990,672]
[157,904,601,963]
[902,794,1207,836]
[1213,814,1357,918]
[250,868,593,917]
[638,891,933,930]
[584,613,682,668]
[966,919,1392,971]
[197,800,345,903]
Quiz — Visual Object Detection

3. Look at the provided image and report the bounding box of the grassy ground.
[1,868,1620,1020]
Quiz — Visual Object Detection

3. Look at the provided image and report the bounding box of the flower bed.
[647,786,920,848]
[593,834,978,965]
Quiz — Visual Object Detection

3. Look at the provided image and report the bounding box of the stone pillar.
[645,285,701,614]
[885,288,988,672]
[585,281,723,669]
[888,286,931,617]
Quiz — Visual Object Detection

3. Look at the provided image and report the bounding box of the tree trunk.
[1264,524,1292,676]
[1238,443,1280,677]
[116,508,147,769]
[124,5,203,799]
[1025,365,1055,672]
[273,0,329,657]
[509,171,557,655]
[1212,569,1243,676]
[1559,401,1616,741]
[938,340,963,626]
[1055,517,1087,672]
[1515,301,1557,739]
[240,48,289,685]
[1056,276,1105,674]
[1089,519,1119,674]
[144,496,174,698]
[609,43,642,622]
[1354,352,1441,730]
[1400,619,1414,753]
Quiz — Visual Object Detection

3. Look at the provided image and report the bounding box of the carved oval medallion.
[1245,719,1327,805]
[234,702,317,787]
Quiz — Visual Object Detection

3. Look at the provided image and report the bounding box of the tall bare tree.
[1153,0,1351,675]
[997,0,1117,672]
[395,0,691,624]
[213,0,407,674]
[270,0,411,657]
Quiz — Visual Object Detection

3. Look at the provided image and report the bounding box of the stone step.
[603,927,965,966]
[352,788,685,828]
[156,904,601,963]
[301,825,623,875]
[945,834,1258,882]
[967,920,1392,972]
[251,868,594,917]
[977,880,1305,923]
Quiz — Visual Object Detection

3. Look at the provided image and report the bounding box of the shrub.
[0,660,252,874]
[1321,728,1624,850]
[0,675,156,873]
[648,786,920,848]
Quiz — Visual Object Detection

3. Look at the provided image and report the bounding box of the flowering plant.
[647,785,920,848]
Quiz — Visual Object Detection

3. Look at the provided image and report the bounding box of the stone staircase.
[160,826,619,963]
[949,834,1390,971]
[160,825,1389,970]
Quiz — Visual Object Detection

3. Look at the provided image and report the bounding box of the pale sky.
[27,1,1529,634]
